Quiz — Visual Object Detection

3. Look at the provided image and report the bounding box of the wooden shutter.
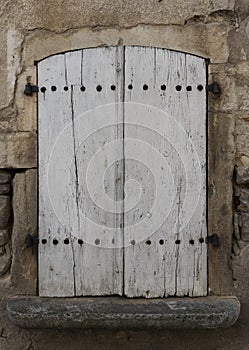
[38,46,207,297]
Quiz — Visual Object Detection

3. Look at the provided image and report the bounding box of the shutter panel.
[38,47,124,296]
[71,47,124,296]
[38,46,207,297]
[123,47,207,297]
[38,54,76,296]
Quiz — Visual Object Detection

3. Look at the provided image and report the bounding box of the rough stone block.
[0,171,11,184]
[0,0,238,34]
[237,239,248,250]
[2,0,215,30]
[236,117,249,156]
[241,213,249,241]
[234,212,241,240]
[0,132,37,168]
[11,170,37,295]
[23,23,230,68]
[232,244,249,301]
[232,242,241,256]
[0,107,18,133]
[237,166,249,184]
[208,0,235,12]
[0,184,10,195]
[233,62,249,110]
[208,112,235,295]
[236,154,249,167]
[7,296,240,330]
[236,188,249,212]
[0,245,11,277]
[208,64,237,112]
[0,229,10,247]
[235,0,249,21]
[228,17,249,63]
[209,62,249,112]
[0,196,11,229]
[16,67,37,132]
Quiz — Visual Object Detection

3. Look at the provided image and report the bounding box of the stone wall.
[0,0,249,349]
[232,165,249,301]
[0,171,12,279]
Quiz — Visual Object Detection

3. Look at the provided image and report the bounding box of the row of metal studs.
[40,84,204,93]
[41,237,205,245]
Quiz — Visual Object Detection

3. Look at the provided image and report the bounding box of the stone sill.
[7,296,240,330]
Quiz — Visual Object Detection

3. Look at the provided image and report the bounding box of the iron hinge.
[25,234,39,248]
[24,83,39,96]
[207,82,220,95]
[205,233,219,248]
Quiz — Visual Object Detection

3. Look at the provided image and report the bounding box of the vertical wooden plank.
[65,50,82,86]
[38,54,77,296]
[162,50,192,297]
[166,52,207,296]
[180,54,207,296]
[154,48,185,297]
[72,47,124,295]
[124,46,168,297]
[124,46,207,297]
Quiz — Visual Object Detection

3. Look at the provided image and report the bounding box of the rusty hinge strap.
[205,233,219,248]
[207,82,220,95]
[25,234,39,248]
[24,83,39,96]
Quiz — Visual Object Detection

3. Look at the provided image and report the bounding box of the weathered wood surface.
[123,47,206,297]
[38,54,76,296]
[38,46,207,297]
[71,47,124,296]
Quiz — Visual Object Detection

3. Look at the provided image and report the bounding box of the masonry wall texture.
[0,0,249,349]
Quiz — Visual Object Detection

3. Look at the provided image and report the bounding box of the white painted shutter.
[123,47,207,297]
[38,46,207,297]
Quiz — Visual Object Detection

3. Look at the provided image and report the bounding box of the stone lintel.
[7,296,240,330]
